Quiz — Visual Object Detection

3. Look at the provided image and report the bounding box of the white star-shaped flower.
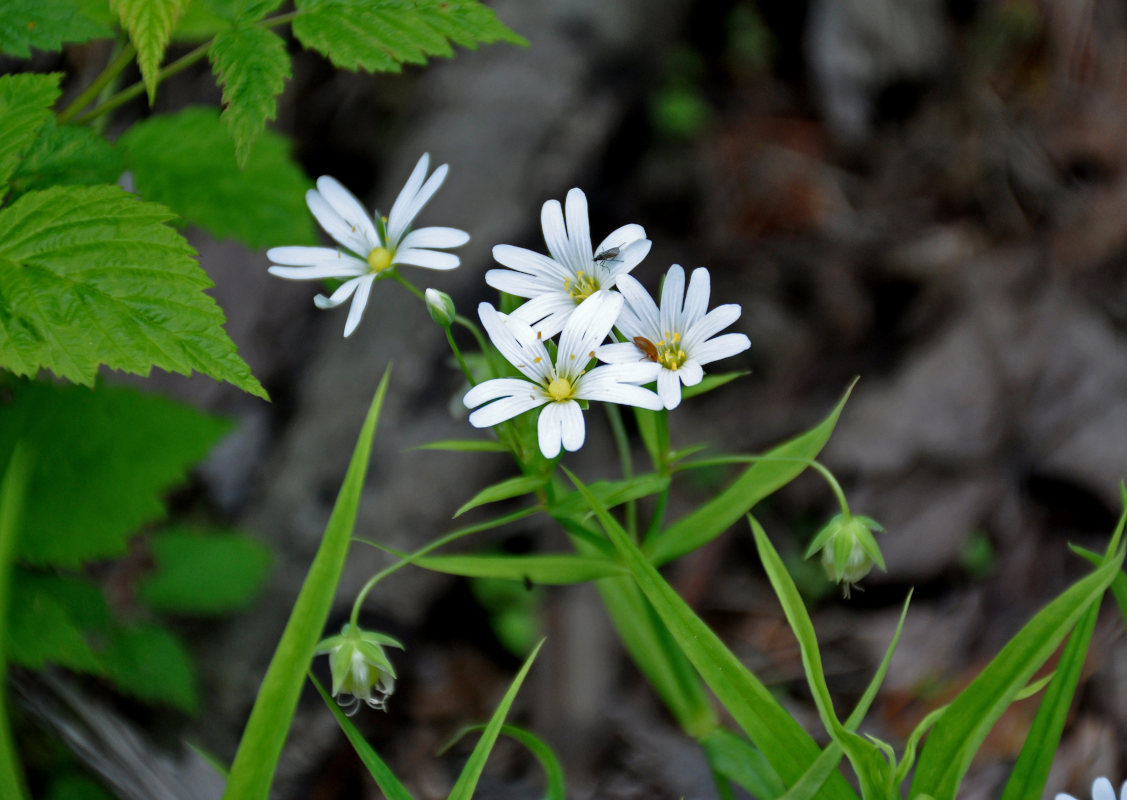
[267,153,469,337]
[464,291,662,458]
[1056,778,1127,800]
[595,265,750,410]
[486,188,651,339]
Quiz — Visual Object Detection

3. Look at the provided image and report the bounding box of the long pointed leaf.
[445,724,564,800]
[0,446,30,800]
[414,553,624,584]
[455,475,545,518]
[224,368,392,800]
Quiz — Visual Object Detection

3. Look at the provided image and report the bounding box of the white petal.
[342,275,374,337]
[658,265,686,337]
[267,245,355,267]
[604,238,650,281]
[507,293,574,340]
[464,377,541,408]
[582,362,662,386]
[1053,794,1078,800]
[399,226,470,250]
[316,176,380,249]
[536,403,564,458]
[679,360,704,385]
[682,267,711,328]
[478,302,553,381]
[388,159,449,244]
[557,291,623,376]
[558,400,586,452]
[307,185,374,256]
[577,374,662,409]
[564,188,592,268]
[492,245,571,282]
[615,273,660,337]
[684,304,742,349]
[313,278,361,308]
[657,369,682,410]
[540,198,571,267]
[269,261,367,281]
[386,154,430,239]
[596,223,646,255]
[394,248,460,270]
[692,333,751,365]
[1094,779,1116,800]
[468,392,548,428]
[485,268,559,298]
[595,341,646,363]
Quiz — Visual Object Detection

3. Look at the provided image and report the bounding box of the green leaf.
[0,184,268,398]
[549,473,670,520]
[6,570,103,672]
[110,0,188,103]
[102,623,198,712]
[647,381,855,566]
[43,773,115,800]
[414,438,509,453]
[208,25,291,166]
[8,118,124,199]
[701,729,786,800]
[0,448,30,800]
[447,639,543,800]
[681,371,748,400]
[454,474,545,518]
[312,674,414,800]
[138,526,272,615]
[224,369,391,800]
[415,553,623,584]
[909,545,1125,800]
[175,0,282,39]
[120,107,315,249]
[0,73,61,194]
[1073,544,1127,629]
[446,724,565,800]
[292,0,526,74]
[567,469,858,800]
[0,381,230,567]
[0,2,111,58]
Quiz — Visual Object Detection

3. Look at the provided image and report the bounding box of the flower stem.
[390,270,426,302]
[444,326,476,387]
[57,42,136,124]
[675,454,852,517]
[75,40,211,124]
[604,404,637,536]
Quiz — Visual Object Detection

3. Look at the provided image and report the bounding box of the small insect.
[593,246,621,264]
[633,336,659,362]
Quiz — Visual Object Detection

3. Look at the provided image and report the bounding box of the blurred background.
[24,0,1127,797]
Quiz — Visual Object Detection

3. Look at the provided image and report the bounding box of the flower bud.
[805,513,885,596]
[425,288,456,327]
[315,623,404,715]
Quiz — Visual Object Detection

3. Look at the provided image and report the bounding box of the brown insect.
[633,336,659,362]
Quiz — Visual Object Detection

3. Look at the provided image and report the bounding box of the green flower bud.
[805,513,886,596]
[425,288,456,327]
[315,623,404,715]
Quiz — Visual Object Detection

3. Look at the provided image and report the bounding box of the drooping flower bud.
[805,513,886,596]
[315,624,404,715]
[425,288,456,327]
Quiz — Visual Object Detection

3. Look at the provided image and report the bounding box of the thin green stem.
[58,43,136,124]
[390,270,426,302]
[445,326,476,387]
[642,484,669,546]
[261,10,299,29]
[76,40,211,124]
[604,404,637,535]
[676,455,852,517]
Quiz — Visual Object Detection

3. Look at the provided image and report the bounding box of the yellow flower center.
[367,246,393,273]
[546,376,574,401]
[655,331,687,370]
[564,270,600,302]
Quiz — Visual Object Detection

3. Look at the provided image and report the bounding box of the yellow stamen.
[367,246,393,273]
[654,333,688,370]
[546,377,574,401]
[563,270,600,301]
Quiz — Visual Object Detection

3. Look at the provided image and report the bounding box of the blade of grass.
[0,446,30,800]
[223,368,392,800]
[444,723,564,800]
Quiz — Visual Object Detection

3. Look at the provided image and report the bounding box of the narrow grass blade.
[447,639,544,800]
[414,553,624,584]
[647,381,854,566]
[454,475,545,518]
[444,724,564,800]
[701,729,787,799]
[0,446,30,800]
[567,469,857,800]
[223,368,392,800]
[413,439,509,453]
[312,674,413,800]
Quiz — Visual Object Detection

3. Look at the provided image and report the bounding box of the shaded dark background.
[36,0,1127,798]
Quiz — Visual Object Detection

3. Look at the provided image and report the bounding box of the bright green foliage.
[102,623,198,712]
[292,0,526,74]
[0,380,230,567]
[209,25,291,166]
[454,474,545,517]
[0,73,61,194]
[138,526,272,615]
[8,119,125,198]
[0,183,268,397]
[110,0,189,103]
[7,571,105,672]
[119,108,315,248]
[0,1,111,58]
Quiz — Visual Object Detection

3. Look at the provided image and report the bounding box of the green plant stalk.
[57,43,137,124]
[445,327,476,387]
[604,403,637,535]
[223,369,391,800]
[0,447,30,800]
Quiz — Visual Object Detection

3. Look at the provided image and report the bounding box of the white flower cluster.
[1057,778,1127,800]
[269,158,751,458]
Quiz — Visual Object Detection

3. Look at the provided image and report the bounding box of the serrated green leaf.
[102,623,198,712]
[416,553,623,584]
[6,570,104,672]
[175,0,284,40]
[414,438,509,453]
[0,73,61,195]
[110,0,188,103]
[0,1,111,58]
[209,25,291,166]
[293,0,525,74]
[0,381,230,567]
[120,107,315,248]
[8,118,124,199]
[454,474,545,518]
[224,370,391,800]
[0,183,268,397]
[138,526,272,615]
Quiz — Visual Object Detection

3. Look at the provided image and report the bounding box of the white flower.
[464,291,663,458]
[595,265,750,410]
[315,624,404,715]
[268,153,469,337]
[486,188,651,339]
[1056,778,1127,800]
